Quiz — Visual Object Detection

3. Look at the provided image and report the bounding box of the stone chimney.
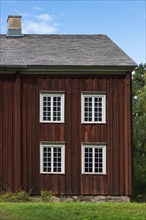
[7,16,23,36]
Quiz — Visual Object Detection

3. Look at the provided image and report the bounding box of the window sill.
[40,172,65,175]
[82,173,107,175]
[81,123,107,125]
[40,121,65,124]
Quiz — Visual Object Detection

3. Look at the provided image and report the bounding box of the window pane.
[43,147,51,172]
[42,96,51,121]
[84,97,93,122]
[95,148,103,173]
[53,96,62,121]
[84,148,93,172]
[94,97,103,122]
[53,147,62,172]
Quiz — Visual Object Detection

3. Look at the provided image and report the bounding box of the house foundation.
[47,195,130,203]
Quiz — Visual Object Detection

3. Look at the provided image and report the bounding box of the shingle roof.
[0,34,136,67]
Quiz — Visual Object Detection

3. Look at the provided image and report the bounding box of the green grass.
[0,202,146,220]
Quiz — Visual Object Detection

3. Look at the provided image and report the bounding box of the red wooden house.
[0,16,136,195]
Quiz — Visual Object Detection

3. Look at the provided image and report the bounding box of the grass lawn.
[0,202,146,220]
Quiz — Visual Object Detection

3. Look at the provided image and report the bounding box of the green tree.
[132,63,146,198]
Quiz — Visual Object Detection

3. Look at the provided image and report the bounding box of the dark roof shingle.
[0,34,137,67]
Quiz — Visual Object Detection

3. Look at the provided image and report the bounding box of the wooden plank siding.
[0,73,133,195]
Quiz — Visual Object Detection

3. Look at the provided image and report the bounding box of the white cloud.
[21,13,58,34]
[33,6,42,11]
[36,13,52,21]
[22,20,57,34]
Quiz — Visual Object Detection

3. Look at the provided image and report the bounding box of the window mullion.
[92,97,94,123]
[82,96,84,123]
[61,95,63,122]
[103,96,105,123]
[51,147,54,173]
[51,97,53,122]
[61,147,63,173]
[93,147,95,173]
[82,146,85,173]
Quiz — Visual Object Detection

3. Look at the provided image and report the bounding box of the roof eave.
[0,64,137,74]
[0,64,27,68]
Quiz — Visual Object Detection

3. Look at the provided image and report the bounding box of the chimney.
[7,16,23,37]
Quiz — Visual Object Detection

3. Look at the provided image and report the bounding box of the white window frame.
[82,144,106,174]
[40,142,65,174]
[40,92,65,123]
[81,93,106,124]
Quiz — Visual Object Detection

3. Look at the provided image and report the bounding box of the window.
[40,92,64,123]
[81,93,106,123]
[40,143,65,174]
[82,144,106,174]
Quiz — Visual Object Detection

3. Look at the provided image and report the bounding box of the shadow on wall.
[0,177,10,192]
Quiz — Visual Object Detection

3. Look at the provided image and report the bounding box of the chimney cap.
[7,15,22,22]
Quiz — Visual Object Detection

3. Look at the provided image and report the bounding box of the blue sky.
[0,0,145,64]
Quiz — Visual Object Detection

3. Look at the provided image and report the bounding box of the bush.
[0,190,30,202]
[40,190,53,202]
[133,154,146,201]
[131,194,146,203]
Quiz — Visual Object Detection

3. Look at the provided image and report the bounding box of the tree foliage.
[132,63,146,197]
